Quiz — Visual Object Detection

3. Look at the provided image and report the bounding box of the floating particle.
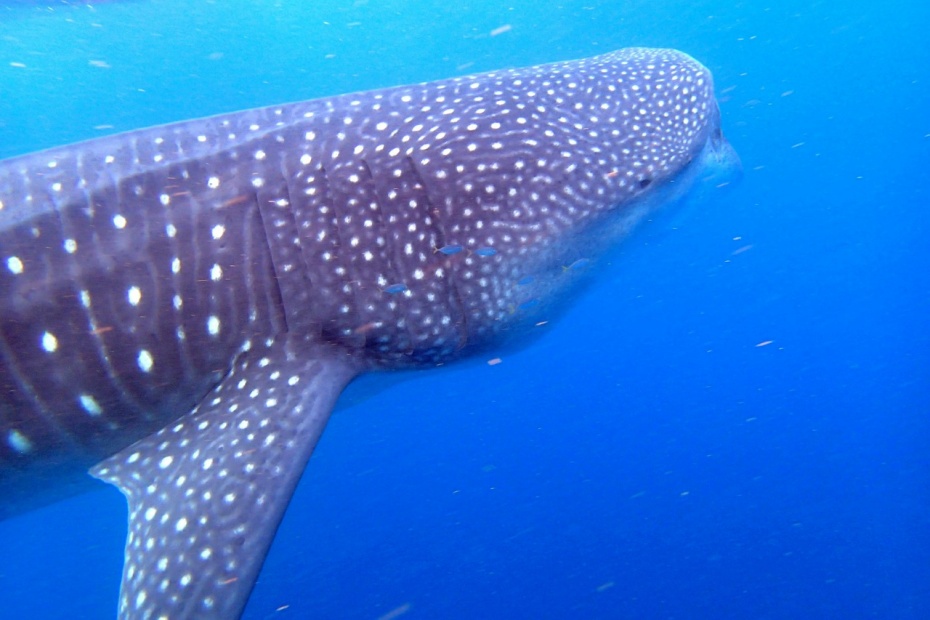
[731,244,753,256]
[378,603,412,620]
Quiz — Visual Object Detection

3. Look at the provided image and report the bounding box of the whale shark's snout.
[701,102,742,189]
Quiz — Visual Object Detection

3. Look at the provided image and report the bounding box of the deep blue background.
[0,1,927,618]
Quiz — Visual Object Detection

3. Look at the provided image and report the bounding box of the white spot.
[113,214,127,229]
[207,315,220,336]
[138,350,154,373]
[210,264,223,281]
[79,393,103,416]
[159,455,173,468]
[145,508,157,521]
[171,258,181,274]
[63,239,77,253]
[207,176,220,189]
[159,193,170,206]
[127,286,142,306]
[211,225,225,240]
[175,517,188,532]
[166,224,177,238]
[41,331,58,353]
[6,257,23,274]
[7,430,32,454]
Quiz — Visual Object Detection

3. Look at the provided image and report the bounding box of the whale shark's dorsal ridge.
[0,48,739,618]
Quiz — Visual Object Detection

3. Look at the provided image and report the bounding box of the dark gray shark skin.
[0,48,739,619]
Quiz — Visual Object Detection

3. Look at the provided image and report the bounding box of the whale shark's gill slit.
[250,190,290,333]
[404,155,447,248]
[316,162,365,347]
[402,153,470,351]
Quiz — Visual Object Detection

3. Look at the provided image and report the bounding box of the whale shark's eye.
[639,178,652,189]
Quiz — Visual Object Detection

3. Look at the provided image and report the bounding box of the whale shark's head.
[320,47,740,363]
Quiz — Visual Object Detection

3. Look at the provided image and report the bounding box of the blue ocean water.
[0,0,927,618]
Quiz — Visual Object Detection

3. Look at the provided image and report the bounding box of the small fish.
[516,275,535,286]
[436,244,463,255]
[564,258,591,271]
[382,283,408,294]
[474,247,497,257]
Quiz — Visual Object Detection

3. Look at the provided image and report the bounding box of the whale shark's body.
[0,48,739,618]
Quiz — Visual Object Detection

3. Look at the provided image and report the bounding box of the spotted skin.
[92,337,359,619]
[0,48,739,618]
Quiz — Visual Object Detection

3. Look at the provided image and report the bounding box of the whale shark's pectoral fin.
[90,338,359,620]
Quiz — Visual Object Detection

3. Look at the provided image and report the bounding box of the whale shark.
[0,47,739,618]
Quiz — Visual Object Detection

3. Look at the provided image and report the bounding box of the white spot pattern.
[89,339,357,620]
[0,46,732,619]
